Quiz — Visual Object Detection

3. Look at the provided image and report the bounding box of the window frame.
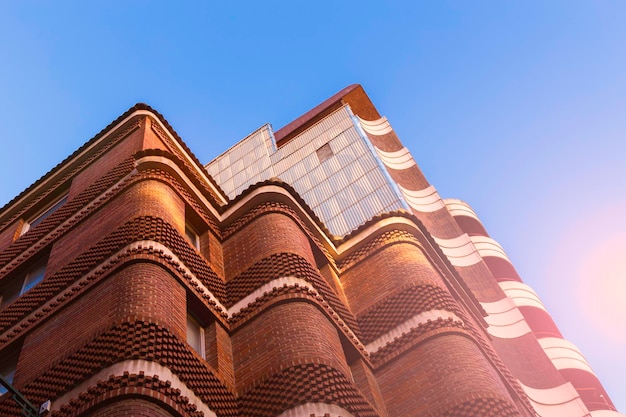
[186,312,205,359]
[21,194,68,235]
[0,261,46,309]
[185,222,200,251]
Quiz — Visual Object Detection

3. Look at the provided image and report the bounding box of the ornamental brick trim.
[240,363,380,417]
[229,285,367,358]
[137,164,221,236]
[0,216,225,339]
[52,373,204,417]
[0,321,239,417]
[149,118,227,207]
[226,252,359,338]
[357,284,464,344]
[439,397,520,417]
[0,119,141,232]
[222,201,334,266]
[338,230,421,272]
[0,156,136,275]
[369,317,466,366]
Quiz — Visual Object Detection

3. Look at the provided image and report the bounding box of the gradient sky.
[1,1,625,410]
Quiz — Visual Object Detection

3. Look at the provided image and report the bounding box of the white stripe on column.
[481,297,531,339]
[398,184,446,213]
[433,234,483,267]
[470,235,511,262]
[539,337,595,374]
[443,198,482,223]
[358,116,393,136]
[499,281,548,312]
[519,381,590,417]
[375,147,416,170]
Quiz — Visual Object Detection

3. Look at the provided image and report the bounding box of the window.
[187,313,205,358]
[316,143,334,163]
[0,263,46,309]
[21,195,67,235]
[185,223,200,250]
[0,346,20,394]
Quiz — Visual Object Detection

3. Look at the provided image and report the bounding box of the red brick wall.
[68,121,147,200]
[341,241,446,314]
[231,301,349,394]
[47,179,185,277]
[223,212,315,280]
[376,334,514,417]
[17,262,186,385]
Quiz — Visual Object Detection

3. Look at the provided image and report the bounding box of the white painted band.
[539,337,595,374]
[481,297,532,339]
[470,235,511,262]
[499,281,548,312]
[443,198,482,223]
[590,410,626,417]
[519,381,590,417]
[358,116,393,136]
[375,147,416,170]
[398,184,446,213]
[433,233,483,267]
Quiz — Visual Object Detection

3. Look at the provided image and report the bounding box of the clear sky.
[1,1,625,411]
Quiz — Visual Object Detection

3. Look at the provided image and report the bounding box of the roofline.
[273,84,381,147]
[0,103,228,221]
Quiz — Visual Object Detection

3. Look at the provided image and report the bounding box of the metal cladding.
[0,87,621,417]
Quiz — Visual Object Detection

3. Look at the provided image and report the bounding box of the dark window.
[0,262,46,309]
[316,143,334,163]
[22,195,67,235]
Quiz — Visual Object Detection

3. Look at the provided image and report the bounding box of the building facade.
[0,85,621,417]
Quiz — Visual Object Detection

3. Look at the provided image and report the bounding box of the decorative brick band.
[222,200,334,265]
[338,229,421,271]
[0,216,225,336]
[240,363,379,417]
[51,372,205,417]
[229,284,366,356]
[0,156,136,274]
[0,118,141,233]
[0,321,238,417]
[439,397,520,417]
[369,317,466,365]
[357,284,463,343]
[226,252,360,338]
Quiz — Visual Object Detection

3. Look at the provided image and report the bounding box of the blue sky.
[1,1,625,411]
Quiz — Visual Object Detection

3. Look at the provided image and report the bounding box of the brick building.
[0,85,621,417]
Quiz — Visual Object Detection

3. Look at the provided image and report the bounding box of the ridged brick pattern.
[240,364,379,417]
[226,252,360,337]
[369,317,465,365]
[339,230,420,271]
[52,374,205,417]
[440,397,520,417]
[136,149,221,234]
[223,201,334,265]
[0,321,238,417]
[357,284,462,344]
[0,216,225,339]
[150,119,226,207]
[0,156,136,272]
[0,119,141,232]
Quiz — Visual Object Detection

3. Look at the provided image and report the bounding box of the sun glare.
[576,232,626,346]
